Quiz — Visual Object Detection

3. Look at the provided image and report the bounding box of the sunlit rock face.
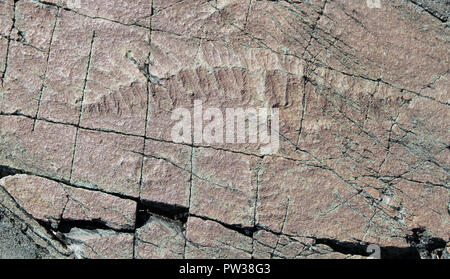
[0,0,448,259]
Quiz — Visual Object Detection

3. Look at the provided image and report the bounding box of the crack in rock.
[0,0,448,259]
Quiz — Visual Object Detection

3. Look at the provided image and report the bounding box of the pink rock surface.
[44,0,152,27]
[135,215,185,259]
[185,216,252,259]
[80,20,150,135]
[37,9,95,124]
[1,42,47,116]
[190,148,258,226]
[70,129,143,198]
[65,228,134,259]
[0,174,137,231]
[0,116,76,180]
[141,139,191,207]
[0,0,448,259]
[62,185,136,231]
[0,174,67,228]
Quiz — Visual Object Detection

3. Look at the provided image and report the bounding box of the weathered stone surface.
[0,0,14,37]
[0,207,50,259]
[37,9,95,124]
[1,42,47,115]
[190,148,258,226]
[0,178,71,258]
[80,20,149,135]
[408,0,449,22]
[258,157,369,239]
[135,215,185,259]
[0,174,137,231]
[45,0,152,27]
[141,139,191,207]
[0,116,76,180]
[0,1,58,116]
[185,216,253,259]
[70,129,143,198]
[0,174,67,228]
[14,1,58,51]
[65,228,134,259]
[62,185,137,231]
[0,0,448,259]
[0,38,8,74]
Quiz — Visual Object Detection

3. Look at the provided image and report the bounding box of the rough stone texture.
[0,116,76,180]
[62,185,137,231]
[64,228,134,259]
[141,139,191,207]
[37,9,95,124]
[408,0,449,22]
[0,207,50,259]
[45,0,152,27]
[0,174,67,228]
[80,20,150,135]
[190,148,258,227]
[185,216,253,259]
[0,175,137,231]
[135,215,185,259]
[70,129,143,198]
[0,0,448,259]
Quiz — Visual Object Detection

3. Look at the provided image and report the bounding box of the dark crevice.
[35,217,134,245]
[33,6,60,131]
[314,238,420,259]
[3,162,448,259]
[0,180,68,251]
[0,111,264,159]
[0,164,138,202]
[69,30,96,182]
[406,227,448,259]
[315,228,448,259]
[34,219,70,248]
[31,218,134,252]
[190,214,257,238]
[408,0,449,22]
[315,238,370,256]
[57,219,133,234]
[135,202,257,237]
[136,200,189,229]
[0,165,24,179]
[0,169,133,248]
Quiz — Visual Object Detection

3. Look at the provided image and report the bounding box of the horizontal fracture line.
[35,0,150,30]
[0,164,138,202]
[1,113,379,168]
[0,112,340,168]
[131,150,250,196]
[0,34,46,52]
[33,0,450,108]
[0,112,269,158]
